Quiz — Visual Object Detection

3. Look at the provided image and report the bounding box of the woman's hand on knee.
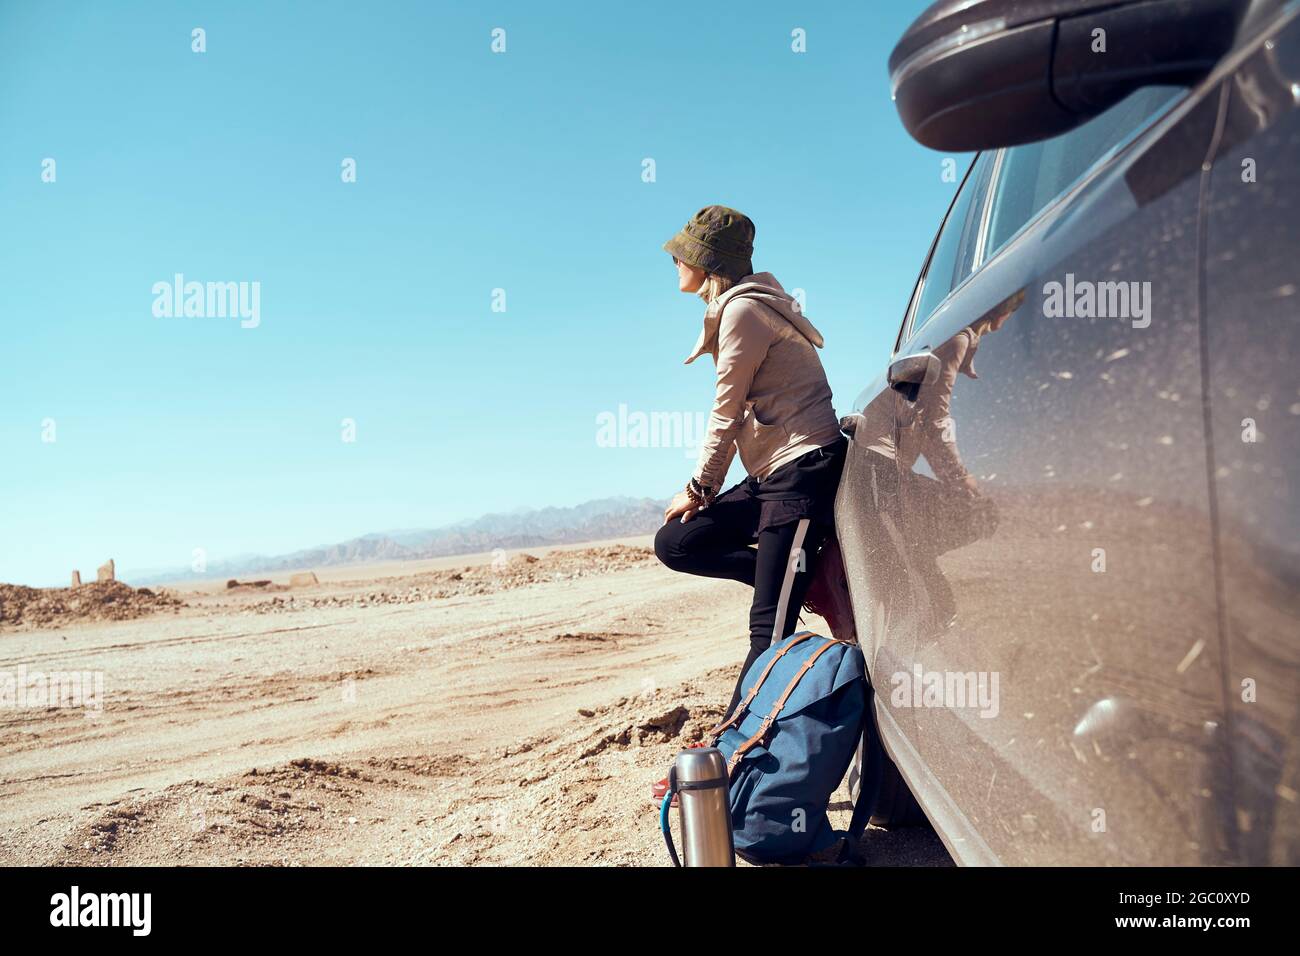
[664,490,700,524]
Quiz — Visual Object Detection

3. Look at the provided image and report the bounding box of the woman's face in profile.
[674,257,706,294]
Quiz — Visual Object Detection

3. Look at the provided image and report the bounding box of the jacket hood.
[684,272,826,365]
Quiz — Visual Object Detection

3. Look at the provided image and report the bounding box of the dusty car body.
[837,0,1299,865]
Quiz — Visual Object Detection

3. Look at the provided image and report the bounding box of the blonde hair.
[696,273,734,305]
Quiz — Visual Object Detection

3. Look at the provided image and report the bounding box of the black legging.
[654,495,829,718]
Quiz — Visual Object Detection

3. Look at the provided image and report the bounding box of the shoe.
[651,777,678,808]
[651,742,708,807]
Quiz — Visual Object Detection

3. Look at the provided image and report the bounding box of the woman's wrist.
[685,477,715,507]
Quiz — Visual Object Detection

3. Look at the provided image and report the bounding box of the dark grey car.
[838,0,1299,865]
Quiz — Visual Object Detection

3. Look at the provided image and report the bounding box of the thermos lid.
[674,746,728,784]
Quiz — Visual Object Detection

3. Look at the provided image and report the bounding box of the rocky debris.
[70,570,81,588]
[289,758,367,779]
[227,545,660,616]
[578,704,696,759]
[51,758,401,865]
[96,559,115,583]
[289,572,319,588]
[74,806,147,856]
[0,580,184,630]
[225,579,275,590]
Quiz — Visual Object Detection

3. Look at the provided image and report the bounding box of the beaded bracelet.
[685,478,714,508]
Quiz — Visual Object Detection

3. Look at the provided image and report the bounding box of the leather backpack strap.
[707,631,818,743]
[726,638,845,774]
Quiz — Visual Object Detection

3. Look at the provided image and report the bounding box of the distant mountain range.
[133,496,668,584]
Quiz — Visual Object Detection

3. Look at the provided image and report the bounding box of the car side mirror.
[888,0,1251,151]
[888,350,942,402]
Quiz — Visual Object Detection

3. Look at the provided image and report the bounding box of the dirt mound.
[508,544,657,576]
[53,760,394,866]
[229,545,661,616]
[0,580,184,630]
[46,670,734,867]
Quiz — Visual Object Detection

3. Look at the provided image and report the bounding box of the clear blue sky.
[0,0,960,586]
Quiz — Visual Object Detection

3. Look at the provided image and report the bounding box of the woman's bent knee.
[654,520,687,571]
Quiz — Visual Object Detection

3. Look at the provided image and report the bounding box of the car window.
[984,85,1185,258]
[907,151,996,338]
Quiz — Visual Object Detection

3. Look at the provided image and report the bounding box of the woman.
[654,204,848,735]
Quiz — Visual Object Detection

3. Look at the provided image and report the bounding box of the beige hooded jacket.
[686,272,843,490]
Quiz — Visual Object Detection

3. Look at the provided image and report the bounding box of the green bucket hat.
[663,205,755,281]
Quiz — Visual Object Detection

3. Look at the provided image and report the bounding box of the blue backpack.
[709,631,867,864]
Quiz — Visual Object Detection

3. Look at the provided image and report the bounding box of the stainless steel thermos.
[672,747,734,867]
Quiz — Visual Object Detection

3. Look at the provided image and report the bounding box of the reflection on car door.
[891,87,1234,865]
[835,153,996,754]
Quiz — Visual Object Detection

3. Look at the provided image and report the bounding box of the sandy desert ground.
[0,537,950,867]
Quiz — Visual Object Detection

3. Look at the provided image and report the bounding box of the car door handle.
[888,350,941,388]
